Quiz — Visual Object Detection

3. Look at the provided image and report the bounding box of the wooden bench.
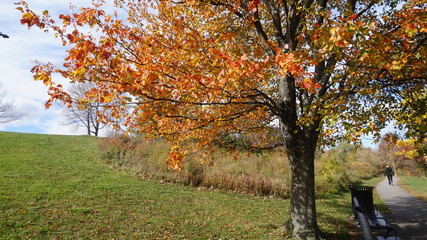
[353,197,389,228]
[356,209,398,240]
[356,209,376,240]
[350,185,398,239]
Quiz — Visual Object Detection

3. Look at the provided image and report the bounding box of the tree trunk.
[278,75,322,239]
[94,119,99,137]
[285,130,322,240]
[87,109,91,136]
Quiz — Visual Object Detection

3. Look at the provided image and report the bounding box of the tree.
[396,138,426,174]
[62,82,107,136]
[377,132,400,173]
[394,90,427,156]
[18,0,427,239]
[0,87,23,124]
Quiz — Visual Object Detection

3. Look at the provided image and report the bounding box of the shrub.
[316,142,382,194]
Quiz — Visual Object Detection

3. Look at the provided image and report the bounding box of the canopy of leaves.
[397,138,426,163]
[395,91,427,138]
[17,0,427,169]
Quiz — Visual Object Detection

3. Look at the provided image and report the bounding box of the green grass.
[0,131,355,239]
[398,176,427,202]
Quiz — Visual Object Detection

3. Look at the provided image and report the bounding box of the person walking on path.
[376,177,427,240]
[385,165,395,185]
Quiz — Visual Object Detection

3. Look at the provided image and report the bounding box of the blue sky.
[0,0,90,135]
[0,0,396,147]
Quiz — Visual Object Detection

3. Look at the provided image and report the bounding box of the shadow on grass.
[316,190,360,240]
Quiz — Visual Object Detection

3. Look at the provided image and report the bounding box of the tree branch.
[356,0,377,16]
[252,8,275,55]
[264,0,286,47]
[412,35,427,53]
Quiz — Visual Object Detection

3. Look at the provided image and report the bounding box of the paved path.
[376,176,427,240]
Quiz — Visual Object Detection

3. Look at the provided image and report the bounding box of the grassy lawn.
[398,175,427,202]
[0,132,354,239]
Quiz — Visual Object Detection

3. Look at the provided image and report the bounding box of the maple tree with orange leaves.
[18,0,426,239]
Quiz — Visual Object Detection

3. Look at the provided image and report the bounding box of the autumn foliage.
[17,0,426,162]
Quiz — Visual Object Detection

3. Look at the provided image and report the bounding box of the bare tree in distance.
[0,87,24,124]
[62,82,106,136]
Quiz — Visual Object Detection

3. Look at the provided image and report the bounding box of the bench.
[356,209,398,240]
[353,197,396,236]
[356,209,376,240]
[350,185,398,239]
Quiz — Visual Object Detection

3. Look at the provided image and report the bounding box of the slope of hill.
[0,131,353,239]
[0,132,290,239]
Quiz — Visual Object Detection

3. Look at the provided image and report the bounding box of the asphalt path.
[376,176,427,240]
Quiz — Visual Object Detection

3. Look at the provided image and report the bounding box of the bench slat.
[351,186,398,239]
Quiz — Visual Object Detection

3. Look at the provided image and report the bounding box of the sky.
[0,0,92,135]
[0,0,397,147]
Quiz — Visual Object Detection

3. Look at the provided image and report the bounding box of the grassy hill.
[0,131,353,239]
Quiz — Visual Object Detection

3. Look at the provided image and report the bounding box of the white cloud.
[0,0,94,135]
[0,98,40,129]
[0,0,120,137]
[10,98,45,126]
[41,106,86,135]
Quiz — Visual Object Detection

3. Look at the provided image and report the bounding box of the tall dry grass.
[98,133,291,198]
[98,134,383,198]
